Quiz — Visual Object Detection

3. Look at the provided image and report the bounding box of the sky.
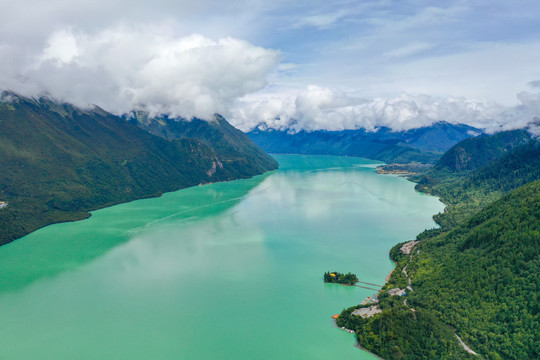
[1,0,540,132]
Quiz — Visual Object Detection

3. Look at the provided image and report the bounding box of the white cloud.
[383,42,433,60]
[1,0,540,131]
[290,9,351,29]
[1,26,281,119]
[231,85,540,133]
[38,29,79,64]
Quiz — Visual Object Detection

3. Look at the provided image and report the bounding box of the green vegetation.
[0,94,277,245]
[129,112,278,179]
[434,130,531,172]
[338,307,475,360]
[340,132,540,359]
[407,181,540,360]
[324,271,358,285]
[413,130,537,229]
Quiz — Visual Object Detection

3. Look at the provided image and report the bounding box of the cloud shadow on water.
[0,172,272,293]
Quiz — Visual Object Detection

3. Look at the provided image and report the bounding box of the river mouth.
[0,155,444,360]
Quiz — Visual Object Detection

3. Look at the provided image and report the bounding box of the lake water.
[0,155,444,359]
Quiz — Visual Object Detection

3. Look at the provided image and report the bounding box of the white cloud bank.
[1,25,539,134]
[231,85,540,133]
[0,26,281,119]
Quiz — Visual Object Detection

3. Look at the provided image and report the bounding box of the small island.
[324,271,358,285]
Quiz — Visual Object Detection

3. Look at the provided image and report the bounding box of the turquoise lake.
[0,155,445,359]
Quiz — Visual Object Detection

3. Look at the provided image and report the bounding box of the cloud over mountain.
[232,86,540,133]
[0,26,281,119]
[1,1,539,131]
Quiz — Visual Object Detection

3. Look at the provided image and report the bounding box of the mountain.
[338,180,540,360]
[434,129,532,172]
[247,121,482,164]
[127,112,277,179]
[415,132,539,227]
[0,94,277,245]
[337,133,540,359]
[404,180,539,360]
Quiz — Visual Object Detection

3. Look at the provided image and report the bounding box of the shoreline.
[386,257,398,283]
[0,169,278,247]
[334,165,445,360]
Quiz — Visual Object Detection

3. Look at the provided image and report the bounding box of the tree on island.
[324,271,358,285]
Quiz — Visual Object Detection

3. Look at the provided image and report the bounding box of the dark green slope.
[434,129,531,172]
[339,181,539,360]
[407,180,540,360]
[338,133,539,359]
[129,113,278,178]
[415,136,539,228]
[0,95,277,245]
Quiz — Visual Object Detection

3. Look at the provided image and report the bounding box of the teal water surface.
[0,155,444,359]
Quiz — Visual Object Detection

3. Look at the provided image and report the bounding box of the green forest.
[339,132,540,360]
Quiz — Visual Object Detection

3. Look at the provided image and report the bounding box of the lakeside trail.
[455,334,479,356]
[402,255,413,292]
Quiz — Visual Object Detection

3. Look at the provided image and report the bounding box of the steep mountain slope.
[434,129,531,172]
[247,121,481,164]
[0,94,277,245]
[128,113,278,178]
[337,133,540,359]
[338,180,540,360]
[415,133,539,228]
[406,180,540,360]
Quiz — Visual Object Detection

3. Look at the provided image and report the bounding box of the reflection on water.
[0,172,272,292]
[0,155,444,360]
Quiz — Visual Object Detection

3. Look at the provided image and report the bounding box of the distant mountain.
[247,121,482,164]
[0,94,277,245]
[400,122,482,152]
[434,129,532,172]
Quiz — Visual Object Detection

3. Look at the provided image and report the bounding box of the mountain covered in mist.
[0,94,277,245]
[247,121,482,164]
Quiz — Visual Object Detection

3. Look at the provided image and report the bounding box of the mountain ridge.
[0,93,277,245]
[247,121,483,164]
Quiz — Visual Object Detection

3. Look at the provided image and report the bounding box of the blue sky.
[252,1,540,100]
[2,0,540,131]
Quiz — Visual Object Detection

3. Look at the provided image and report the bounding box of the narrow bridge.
[357,281,384,288]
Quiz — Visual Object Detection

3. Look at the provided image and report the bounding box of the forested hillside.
[434,130,531,172]
[407,180,539,360]
[0,94,277,245]
[338,132,540,360]
[415,135,539,228]
[128,113,277,179]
